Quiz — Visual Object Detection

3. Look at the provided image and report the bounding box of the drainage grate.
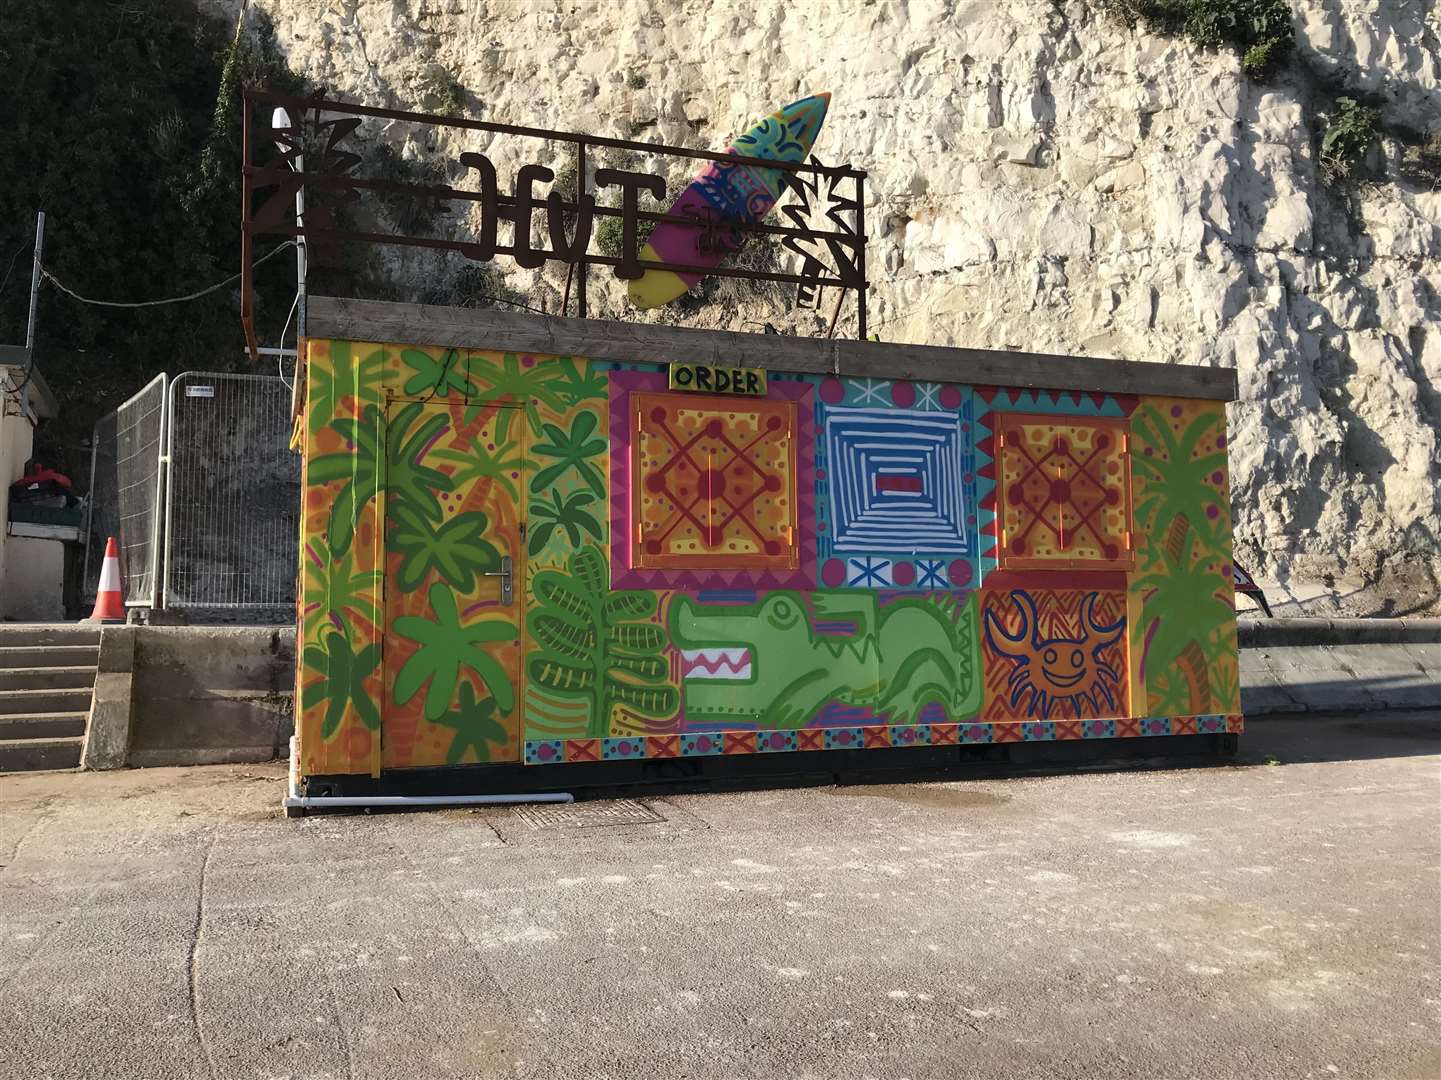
[514,799,665,829]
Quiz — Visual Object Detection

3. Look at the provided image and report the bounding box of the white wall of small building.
[2,534,65,620]
[1,376,68,622]
[0,394,37,609]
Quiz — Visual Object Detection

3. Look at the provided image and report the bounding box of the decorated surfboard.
[626,92,831,309]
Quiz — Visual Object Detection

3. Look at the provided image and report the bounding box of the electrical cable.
[275,290,300,391]
[38,240,296,309]
[4,240,299,398]
[0,242,27,301]
[467,294,554,317]
[0,241,35,396]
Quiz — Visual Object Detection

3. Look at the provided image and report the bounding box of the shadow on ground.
[1233,709,1441,765]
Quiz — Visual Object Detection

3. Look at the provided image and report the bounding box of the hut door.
[379,401,526,769]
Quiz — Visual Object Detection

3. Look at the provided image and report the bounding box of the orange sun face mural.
[981,588,1129,722]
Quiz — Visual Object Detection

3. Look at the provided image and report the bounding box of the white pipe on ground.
[283,740,574,811]
[284,792,574,810]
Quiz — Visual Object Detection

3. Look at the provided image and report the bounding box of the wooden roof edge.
[306,296,1239,402]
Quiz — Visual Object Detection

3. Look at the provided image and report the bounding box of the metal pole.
[854,175,867,341]
[241,94,258,359]
[575,140,587,320]
[161,375,181,612]
[290,147,306,428]
[294,145,306,338]
[24,210,45,351]
[83,414,102,599]
[150,375,170,611]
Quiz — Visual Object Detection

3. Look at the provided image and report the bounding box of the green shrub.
[626,72,648,90]
[1183,0,1291,48]
[593,163,668,259]
[422,263,521,310]
[550,158,579,200]
[0,1,310,475]
[1320,97,1381,185]
[1099,0,1293,81]
[1401,131,1441,189]
[367,143,450,236]
[1241,35,1289,80]
[417,66,467,118]
[595,212,656,259]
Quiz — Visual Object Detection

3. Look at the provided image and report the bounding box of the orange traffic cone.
[87,537,126,623]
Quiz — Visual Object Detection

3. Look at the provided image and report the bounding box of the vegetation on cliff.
[0,1,303,471]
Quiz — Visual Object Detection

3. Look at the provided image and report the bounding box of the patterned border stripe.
[889,725,930,747]
[797,729,825,752]
[757,731,799,753]
[724,731,757,755]
[602,737,646,761]
[977,387,1138,419]
[526,740,564,765]
[931,724,960,746]
[566,738,601,763]
[824,727,865,750]
[681,733,726,756]
[522,712,1242,764]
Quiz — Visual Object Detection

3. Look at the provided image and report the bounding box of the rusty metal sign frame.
[240,88,869,356]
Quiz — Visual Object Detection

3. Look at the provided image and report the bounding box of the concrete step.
[0,736,82,772]
[0,712,88,740]
[0,645,100,669]
[0,666,96,691]
[0,687,94,716]
[0,625,102,648]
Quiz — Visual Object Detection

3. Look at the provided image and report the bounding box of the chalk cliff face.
[222,0,1441,613]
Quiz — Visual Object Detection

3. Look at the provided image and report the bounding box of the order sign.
[668,362,767,397]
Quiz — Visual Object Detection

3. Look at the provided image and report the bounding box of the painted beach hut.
[294,297,1241,795]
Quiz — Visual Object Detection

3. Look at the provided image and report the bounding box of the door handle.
[482,555,512,605]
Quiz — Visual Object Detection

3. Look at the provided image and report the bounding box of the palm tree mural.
[393,583,518,722]
[1129,402,1239,715]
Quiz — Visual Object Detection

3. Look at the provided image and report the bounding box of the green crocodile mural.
[669,590,982,729]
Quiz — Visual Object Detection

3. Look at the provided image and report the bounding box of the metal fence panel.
[164,372,299,609]
[84,372,167,607]
[82,411,118,605]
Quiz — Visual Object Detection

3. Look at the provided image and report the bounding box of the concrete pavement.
[1,713,1438,1080]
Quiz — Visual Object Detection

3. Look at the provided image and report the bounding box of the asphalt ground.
[1,712,1438,1080]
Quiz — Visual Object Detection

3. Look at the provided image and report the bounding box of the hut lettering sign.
[240,90,869,355]
[667,363,767,396]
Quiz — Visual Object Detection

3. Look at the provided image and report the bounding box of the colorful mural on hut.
[296,340,1242,779]
[1128,397,1241,717]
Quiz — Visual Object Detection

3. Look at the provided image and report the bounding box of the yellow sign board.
[668,362,767,397]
